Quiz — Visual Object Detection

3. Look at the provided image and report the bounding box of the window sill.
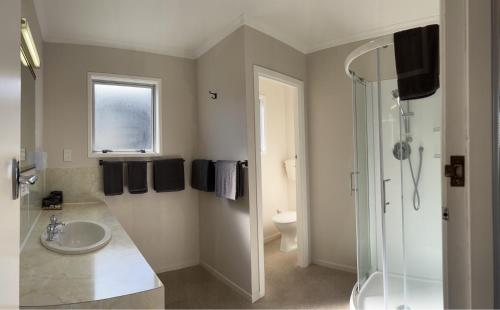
[88,152,162,159]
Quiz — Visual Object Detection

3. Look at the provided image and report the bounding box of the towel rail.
[209,160,248,168]
[99,159,185,165]
[98,159,248,167]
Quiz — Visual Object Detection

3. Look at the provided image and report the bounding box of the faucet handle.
[46,224,54,241]
[50,214,59,225]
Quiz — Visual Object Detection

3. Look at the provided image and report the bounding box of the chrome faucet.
[18,174,38,185]
[46,215,65,241]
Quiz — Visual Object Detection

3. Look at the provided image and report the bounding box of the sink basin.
[41,220,112,254]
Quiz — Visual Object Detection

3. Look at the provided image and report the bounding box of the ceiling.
[33,0,439,59]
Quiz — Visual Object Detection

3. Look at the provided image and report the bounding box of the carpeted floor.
[158,238,356,309]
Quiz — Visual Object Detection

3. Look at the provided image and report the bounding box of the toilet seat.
[272,211,296,224]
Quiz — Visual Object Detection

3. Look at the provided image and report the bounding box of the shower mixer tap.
[391,89,423,211]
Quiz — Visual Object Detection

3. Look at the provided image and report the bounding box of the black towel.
[102,161,123,196]
[127,161,148,194]
[215,161,244,200]
[191,159,215,192]
[394,24,439,100]
[153,158,185,192]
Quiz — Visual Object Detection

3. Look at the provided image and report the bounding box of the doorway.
[251,66,309,301]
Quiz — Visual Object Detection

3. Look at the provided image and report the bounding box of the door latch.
[442,207,449,221]
[444,155,465,187]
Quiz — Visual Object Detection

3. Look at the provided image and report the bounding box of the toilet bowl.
[272,211,297,252]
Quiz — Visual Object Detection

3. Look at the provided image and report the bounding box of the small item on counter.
[41,191,63,210]
[41,201,62,210]
[50,191,63,203]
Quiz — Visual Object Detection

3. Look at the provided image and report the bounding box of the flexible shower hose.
[408,146,424,211]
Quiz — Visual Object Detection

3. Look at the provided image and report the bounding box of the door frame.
[251,65,310,301]
[0,0,21,308]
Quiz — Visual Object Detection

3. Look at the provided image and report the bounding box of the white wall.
[43,42,200,273]
[259,78,296,242]
[285,88,298,212]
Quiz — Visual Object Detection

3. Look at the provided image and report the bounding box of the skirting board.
[155,260,199,274]
[200,261,252,301]
[264,233,281,244]
[313,259,357,274]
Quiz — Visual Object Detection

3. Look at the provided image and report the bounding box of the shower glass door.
[377,46,408,309]
[377,45,444,309]
[349,37,443,310]
[352,76,372,290]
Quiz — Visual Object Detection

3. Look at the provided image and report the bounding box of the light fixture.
[20,18,40,68]
[20,47,28,67]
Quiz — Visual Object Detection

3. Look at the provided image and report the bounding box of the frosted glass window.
[89,74,161,156]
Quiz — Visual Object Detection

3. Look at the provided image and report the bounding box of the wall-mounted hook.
[209,91,218,100]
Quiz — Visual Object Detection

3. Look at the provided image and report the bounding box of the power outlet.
[63,149,72,162]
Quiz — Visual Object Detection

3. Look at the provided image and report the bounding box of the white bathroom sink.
[40,220,112,255]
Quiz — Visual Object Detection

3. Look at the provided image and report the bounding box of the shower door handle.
[382,179,391,213]
[350,172,359,196]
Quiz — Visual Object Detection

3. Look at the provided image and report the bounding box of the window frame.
[87,72,162,158]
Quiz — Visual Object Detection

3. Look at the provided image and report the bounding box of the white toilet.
[271,157,298,252]
[272,211,297,252]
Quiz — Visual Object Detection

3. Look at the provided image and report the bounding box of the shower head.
[390,89,403,111]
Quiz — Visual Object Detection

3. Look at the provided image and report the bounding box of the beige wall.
[442,0,471,307]
[243,26,307,297]
[305,35,399,273]
[43,42,200,272]
[196,27,252,295]
[306,42,360,271]
[467,0,493,305]
[441,0,494,307]
[464,0,493,307]
[259,78,296,242]
[197,26,307,297]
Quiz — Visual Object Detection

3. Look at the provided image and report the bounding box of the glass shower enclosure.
[347,37,443,310]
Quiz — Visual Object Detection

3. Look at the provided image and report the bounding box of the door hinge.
[444,155,465,187]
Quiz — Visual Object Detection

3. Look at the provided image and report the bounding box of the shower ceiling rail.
[344,34,393,77]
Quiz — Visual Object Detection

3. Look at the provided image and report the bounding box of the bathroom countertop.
[20,202,164,307]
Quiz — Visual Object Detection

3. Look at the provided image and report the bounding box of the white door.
[0,0,21,308]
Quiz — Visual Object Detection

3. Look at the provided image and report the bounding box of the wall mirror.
[20,18,38,172]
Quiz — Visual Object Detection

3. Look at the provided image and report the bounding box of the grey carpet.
[158,238,356,309]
